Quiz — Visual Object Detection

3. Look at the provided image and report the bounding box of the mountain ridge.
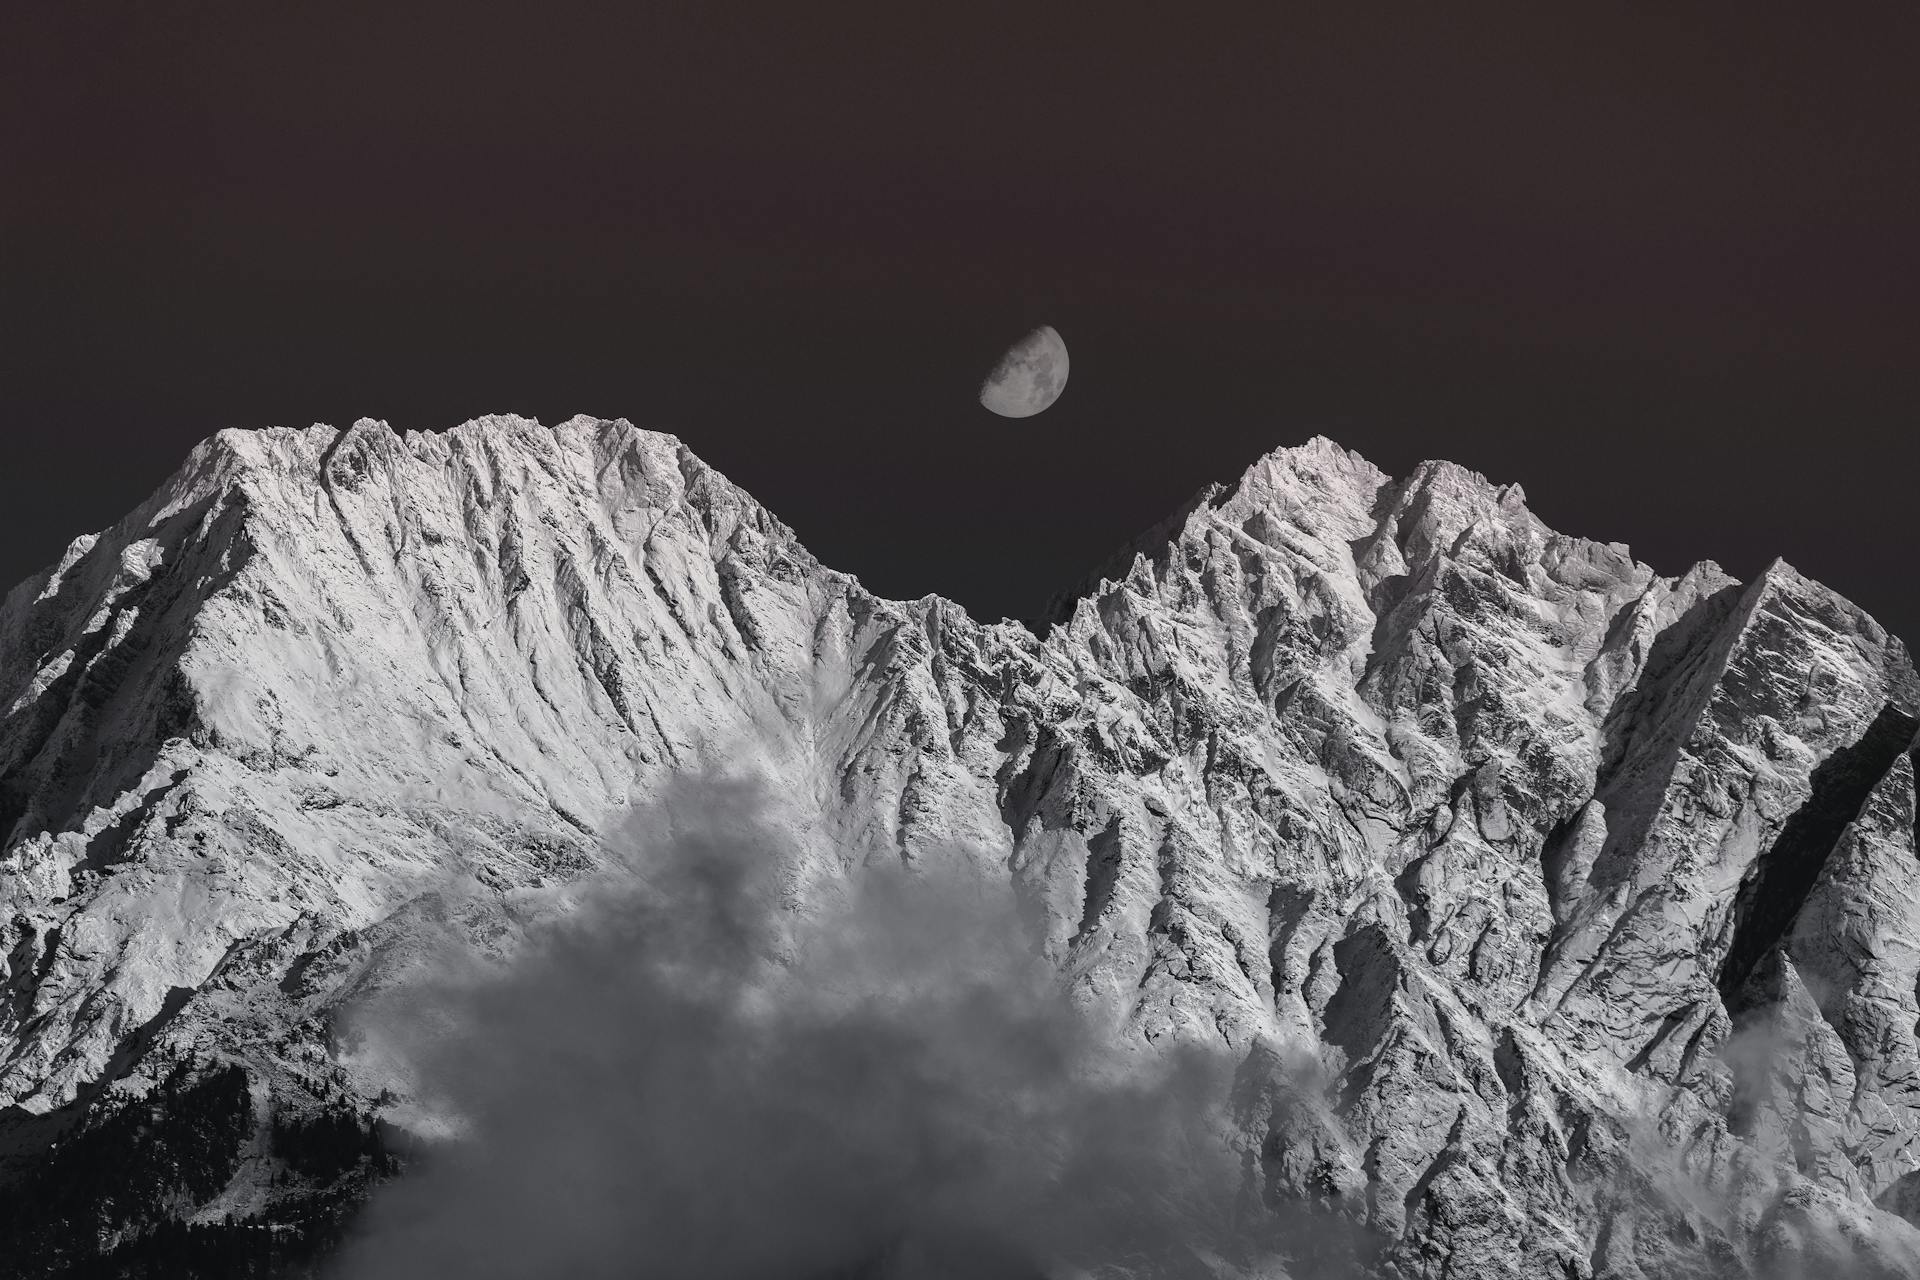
[4,415,1919,1278]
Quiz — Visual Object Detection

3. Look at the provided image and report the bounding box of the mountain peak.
[1046,435,1652,640]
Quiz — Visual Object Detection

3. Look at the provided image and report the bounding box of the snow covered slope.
[4,416,1919,1277]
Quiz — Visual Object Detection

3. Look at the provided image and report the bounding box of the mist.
[331,775,1273,1280]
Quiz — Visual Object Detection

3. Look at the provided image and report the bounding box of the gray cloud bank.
[332,776,1282,1280]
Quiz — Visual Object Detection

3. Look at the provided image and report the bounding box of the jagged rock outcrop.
[3,417,1918,1277]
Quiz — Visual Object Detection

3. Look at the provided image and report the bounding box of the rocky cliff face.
[3,416,1919,1278]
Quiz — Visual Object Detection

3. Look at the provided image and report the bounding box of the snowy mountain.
[4,416,1920,1278]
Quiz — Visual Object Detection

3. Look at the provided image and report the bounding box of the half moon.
[979,325,1069,418]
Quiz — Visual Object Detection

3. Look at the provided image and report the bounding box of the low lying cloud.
[332,775,1266,1280]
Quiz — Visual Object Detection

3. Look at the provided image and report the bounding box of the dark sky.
[5,6,1917,637]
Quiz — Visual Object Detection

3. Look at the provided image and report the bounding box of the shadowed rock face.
[1718,703,1920,1013]
[3,417,1920,1277]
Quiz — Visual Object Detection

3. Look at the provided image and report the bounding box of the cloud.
[331,773,1273,1280]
